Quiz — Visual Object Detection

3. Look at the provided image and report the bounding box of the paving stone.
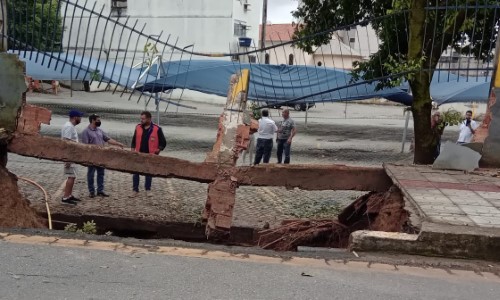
[457,205,500,216]
[469,215,500,227]
[475,191,500,200]
[448,196,492,206]
[427,215,475,226]
[418,205,465,215]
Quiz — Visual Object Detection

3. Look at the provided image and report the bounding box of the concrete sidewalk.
[351,164,500,260]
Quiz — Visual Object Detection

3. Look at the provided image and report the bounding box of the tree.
[7,0,63,51]
[293,0,498,164]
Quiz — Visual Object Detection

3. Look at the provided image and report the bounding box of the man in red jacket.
[130,111,167,197]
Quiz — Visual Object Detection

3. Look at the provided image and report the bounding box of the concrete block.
[433,141,481,172]
[350,223,500,261]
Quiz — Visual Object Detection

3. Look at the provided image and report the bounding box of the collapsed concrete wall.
[0,53,47,228]
[481,88,500,166]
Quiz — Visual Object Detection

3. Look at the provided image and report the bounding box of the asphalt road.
[1,240,499,300]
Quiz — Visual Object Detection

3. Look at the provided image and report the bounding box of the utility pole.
[260,0,267,61]
[0,0,7,52]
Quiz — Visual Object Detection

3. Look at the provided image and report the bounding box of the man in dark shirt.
[82,114,125,198]
[130,111,167,197]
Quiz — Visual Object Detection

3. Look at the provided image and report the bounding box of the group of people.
[431,109,479,160]
[253,108,297,165]
[60,110,166,205]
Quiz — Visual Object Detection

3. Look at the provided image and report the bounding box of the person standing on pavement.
[130,111,167,197]
[81,114,125,198]
[254,109,277,165]
[457,110,478,144]
[431,111,445,161]
[61,110,84,205]
[276,109,297,164]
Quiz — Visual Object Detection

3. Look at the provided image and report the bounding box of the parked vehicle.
[266,102,316,111]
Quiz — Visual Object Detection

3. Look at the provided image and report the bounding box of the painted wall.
[61,0,262,66]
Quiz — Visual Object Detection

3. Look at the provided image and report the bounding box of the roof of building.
[260,24,296,41]
[260,24,364,58]
[314,36,363,58]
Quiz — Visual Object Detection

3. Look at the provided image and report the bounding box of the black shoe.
[97,192,110,197]
[61,197,77,205]
[89,192,96,198]
[69,195,81,202]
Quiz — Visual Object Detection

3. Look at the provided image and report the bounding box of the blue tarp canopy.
[139,60,412,105]
[11,51,143,88]
[14,52,491,106]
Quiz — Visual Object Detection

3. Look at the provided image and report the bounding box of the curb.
[349,222,500,261]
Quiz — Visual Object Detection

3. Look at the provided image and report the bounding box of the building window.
[288,54,294,65]
[265,53,270,64]
[349,37,356,43]
[248,55,256,63]
[317,61,322,67]
[111,0,128,17]
[234,20,247,37]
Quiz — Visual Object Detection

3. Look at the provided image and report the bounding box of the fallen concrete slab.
[9,133,391,192]
[433,141,481,172]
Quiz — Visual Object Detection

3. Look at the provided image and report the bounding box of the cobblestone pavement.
[385,164,500,228]
[9,155,364,228]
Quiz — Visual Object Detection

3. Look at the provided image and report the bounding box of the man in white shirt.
[457,110,479,144]
[254,109,277,165]
[61,109,84,205]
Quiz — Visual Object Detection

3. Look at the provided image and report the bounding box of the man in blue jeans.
[254,109,277,165]
[276,109,296,164]
[130,111,167,197]
[81,114,125,198]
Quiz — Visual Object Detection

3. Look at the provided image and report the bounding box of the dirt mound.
[257,185,414,251]
[0,165,46,229]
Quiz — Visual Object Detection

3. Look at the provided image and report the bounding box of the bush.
[64,220,97,235]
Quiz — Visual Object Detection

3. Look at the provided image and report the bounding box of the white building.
[260,23,366,69]
[62,0,262,66]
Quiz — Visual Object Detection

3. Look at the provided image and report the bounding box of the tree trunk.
[408,0,435,164]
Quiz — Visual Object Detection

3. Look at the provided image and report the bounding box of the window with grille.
[111,0,128,17]
[234,20,247,37]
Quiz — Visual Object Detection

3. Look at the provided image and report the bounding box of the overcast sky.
[267,0,298,24]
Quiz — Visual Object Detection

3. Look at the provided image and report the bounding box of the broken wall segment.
[203,69,251,236]
[481,88,500,167]
[8,133,392,192]
[0,53,27,132]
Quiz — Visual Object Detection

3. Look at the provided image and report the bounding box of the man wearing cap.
[130,111,167,197]
[81,114,125,198]
[61,109,84,205]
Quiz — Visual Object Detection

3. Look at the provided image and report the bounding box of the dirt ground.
[0,165,46,229]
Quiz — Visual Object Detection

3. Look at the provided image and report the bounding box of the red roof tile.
[259,24,296,41]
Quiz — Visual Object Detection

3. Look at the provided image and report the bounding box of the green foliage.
[293,1,498,89]
[63,223,78,233]
[440,109,463,129]
[7,0,64,51]
[143,42,159,67]
[64,220,97,235]
[90,69,101,81]
[248,101,262,120]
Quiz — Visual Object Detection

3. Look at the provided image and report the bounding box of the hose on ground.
[17,177,53,230]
